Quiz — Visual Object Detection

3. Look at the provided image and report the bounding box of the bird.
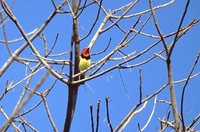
[79,47,91,82]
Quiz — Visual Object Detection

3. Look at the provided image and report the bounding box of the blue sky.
[0,0,200,131]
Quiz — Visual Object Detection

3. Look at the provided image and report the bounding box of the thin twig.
[139,69,142,103]
[160,111,171,132]
[138,123,141,132]
[0,28,37,44]
[41,33,48,56]
[180,50,200,131]
[0,10,13,56]
[80,0,103,41]
[102,0,140,32]
[149,0,168,55]
[76,0,88,18]
[96,100,100,132]
[47,33,59,56]
[187,113,200,130]
[118,69,129,98]
[91,38,111,56]
[110,0,175,19]
[18,115,38,132]
[90,104,94,132]
[105,97,113,131]
[169,0,191,58]
[42,93,58,132]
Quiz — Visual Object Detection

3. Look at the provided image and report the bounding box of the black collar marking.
[81,54,90,60]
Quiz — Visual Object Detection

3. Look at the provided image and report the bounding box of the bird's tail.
[80,73,85,84]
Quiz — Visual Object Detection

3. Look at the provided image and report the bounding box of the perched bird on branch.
[79,47,91,83]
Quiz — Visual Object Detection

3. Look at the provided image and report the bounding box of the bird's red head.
[81,48,90,57]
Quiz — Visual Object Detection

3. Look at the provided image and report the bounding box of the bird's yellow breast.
[79,57,91,71]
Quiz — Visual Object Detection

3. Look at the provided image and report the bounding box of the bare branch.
[0,70,49,131]
[115,101,148,131]
[141,96,157,131]
[0,106,20,132]
[0,1,62,77]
